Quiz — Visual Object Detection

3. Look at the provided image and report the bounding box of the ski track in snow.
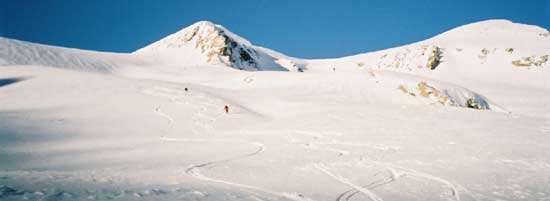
[316,160,467,201]
[288,130,399,201]
[160,137,266,190]
[394,166,463,201]
[160,134,314,201]
[142,86,224,135]
[336,167,401,201]
[361,161,466,201]
[153,106,174,138]
[314,163,385,201]
[154,106,174,124]
[146,86,315,201]
[146,86,469,201]
[290,129,467,201]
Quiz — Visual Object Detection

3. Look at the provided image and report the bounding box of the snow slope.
[0,37,152,73]
[1,19,550,201]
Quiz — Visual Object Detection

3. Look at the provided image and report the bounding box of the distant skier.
[332,67,336,72]
[184,87,188,92]
[224,105,229,113]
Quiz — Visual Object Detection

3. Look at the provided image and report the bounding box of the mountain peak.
[455,19,545,32]
[134,20,273,70]
[192,20,216,27]
[427,19,549,48]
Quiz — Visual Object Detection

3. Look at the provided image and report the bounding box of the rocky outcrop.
[396,81,493,110]
[398,85,416,96]
[466,98,485,109]
[426,46,441,70]
[511,55,549,67]
[375,45,443,71]
[417,81,449,104]
[179,22,259,70]
[478,48,490,61]
[512,58,532,67]
[397,82,450,105]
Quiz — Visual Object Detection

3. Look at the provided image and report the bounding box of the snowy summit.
[134,21,295,71]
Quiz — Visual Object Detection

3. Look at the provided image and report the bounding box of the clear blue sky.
[1,0,548,58]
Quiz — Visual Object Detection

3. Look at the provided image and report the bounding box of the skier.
[224,105,229,113]
[184,87,188,92]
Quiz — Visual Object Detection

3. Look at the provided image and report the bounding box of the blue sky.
[1,0,548,58]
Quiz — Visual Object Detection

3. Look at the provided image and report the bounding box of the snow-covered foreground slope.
[1,19,550,201]
[2,64,550,201]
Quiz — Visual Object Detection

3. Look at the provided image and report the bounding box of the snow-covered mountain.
[1,20,549,112]
[134,21,302,71]
[1,19,550,201]
[2,19,548,74]
[308,20,549,74]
